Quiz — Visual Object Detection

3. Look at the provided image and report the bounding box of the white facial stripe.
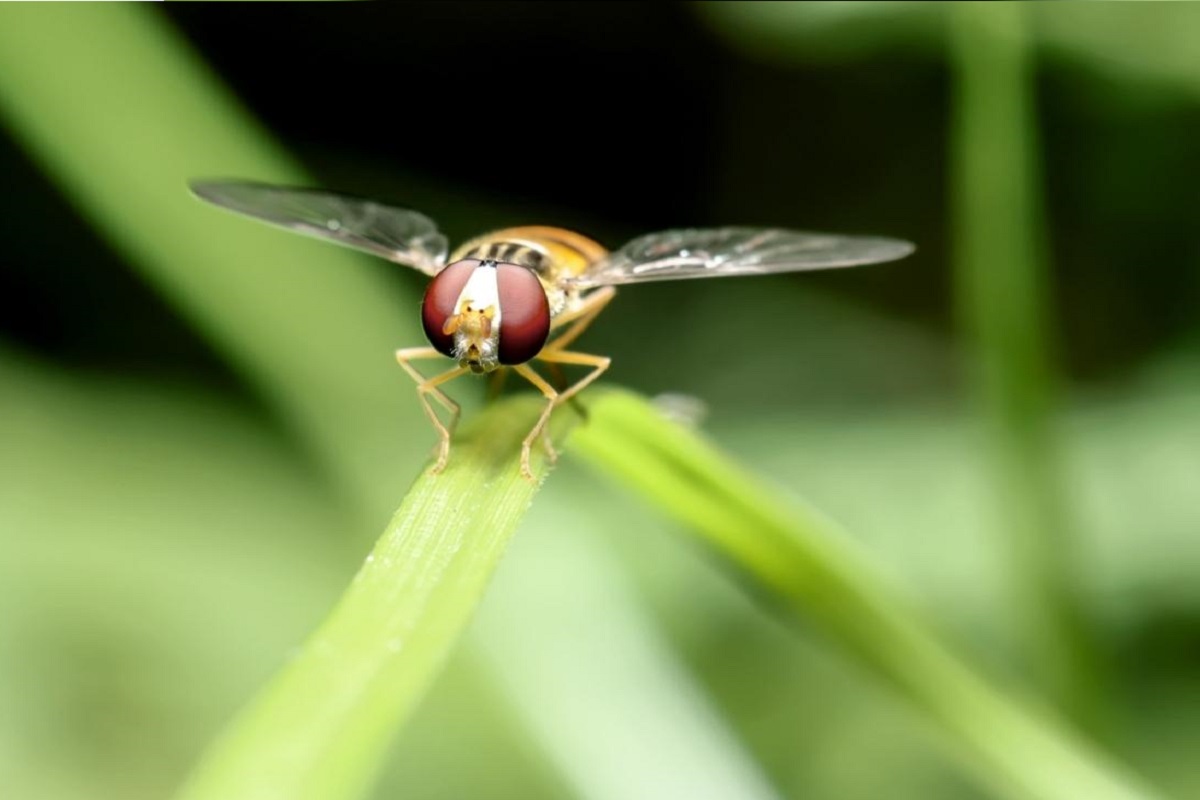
[455,263,502,330]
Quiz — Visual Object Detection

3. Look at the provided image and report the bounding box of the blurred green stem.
[0,5,426,519]
[949,4,1102,725]
[572,391,1159,800]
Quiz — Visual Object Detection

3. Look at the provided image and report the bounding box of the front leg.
[396,347,469,473]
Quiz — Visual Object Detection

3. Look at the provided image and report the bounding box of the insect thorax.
[449,226,608,320]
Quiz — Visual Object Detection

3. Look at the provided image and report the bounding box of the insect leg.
[513,349,611,481]
[546,286,616,351]
[512,364,559,482]
[543,360,568,392]
[541,358,588,423]
[536,350,612,405]
[395,347,469,473]
[542,286,614,421]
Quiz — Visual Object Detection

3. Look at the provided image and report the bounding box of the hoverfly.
[190,181,914,480]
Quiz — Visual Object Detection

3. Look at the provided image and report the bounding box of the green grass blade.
[475,498,784,800]
[949,3,1101,722]
[175,395,569,800]
[571,390,1162,800]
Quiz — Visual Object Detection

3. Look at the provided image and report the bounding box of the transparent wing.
[570,227,914,288]
[190,180,449,274]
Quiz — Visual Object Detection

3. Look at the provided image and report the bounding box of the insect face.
[421,259,551,373]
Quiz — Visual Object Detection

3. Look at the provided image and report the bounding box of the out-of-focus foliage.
[699,0,1200,96]
[1,3,1198,800]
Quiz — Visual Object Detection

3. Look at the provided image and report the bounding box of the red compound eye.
[422,259,477,357]
[496,264,550,365]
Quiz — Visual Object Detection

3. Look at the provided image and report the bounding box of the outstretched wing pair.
[190,181,915,288]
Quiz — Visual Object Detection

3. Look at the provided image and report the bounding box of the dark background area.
[6,2,1195,398]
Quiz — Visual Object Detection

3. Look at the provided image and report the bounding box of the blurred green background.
[1,3,1198,799]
